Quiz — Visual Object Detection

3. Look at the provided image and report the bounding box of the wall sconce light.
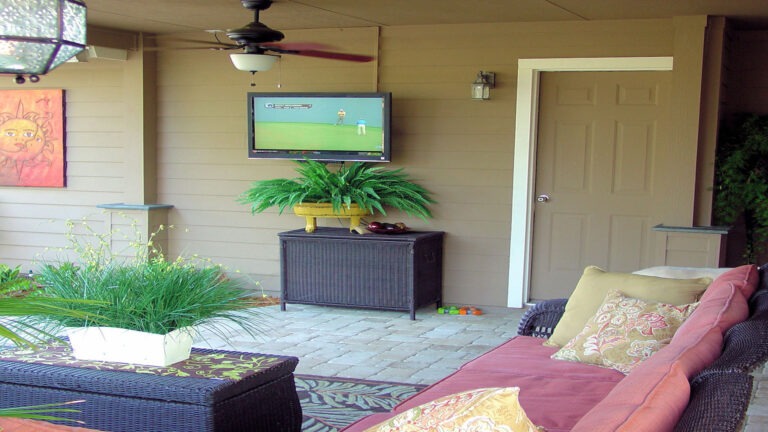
[0,0,87,84]
[471,71,496,100]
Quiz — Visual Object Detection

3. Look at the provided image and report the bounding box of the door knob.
[536,194,550,203]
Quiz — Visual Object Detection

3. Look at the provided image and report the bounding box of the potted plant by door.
[714,113,768,263]
[26,219,264,367]
[238,159,436,232]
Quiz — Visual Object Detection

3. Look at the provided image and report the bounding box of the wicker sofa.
[519,263,768,432]
[345,263,768,432]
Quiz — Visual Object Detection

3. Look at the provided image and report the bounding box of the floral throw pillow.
[364,387,544,432]
[551,289,699,374]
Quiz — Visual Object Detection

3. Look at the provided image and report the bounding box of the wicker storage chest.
[0,347,302,432]
[278,228,444,320]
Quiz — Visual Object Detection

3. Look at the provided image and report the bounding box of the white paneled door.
[530,71,672,300]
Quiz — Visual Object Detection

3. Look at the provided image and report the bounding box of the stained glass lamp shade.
[0,0,87,75]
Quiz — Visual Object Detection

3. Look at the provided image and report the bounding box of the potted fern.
[238,159,436,232]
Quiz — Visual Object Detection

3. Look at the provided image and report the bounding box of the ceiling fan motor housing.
[241,0,273,11]
[227,21,285,45]
[228,0,285,46]
[223,0,373,66]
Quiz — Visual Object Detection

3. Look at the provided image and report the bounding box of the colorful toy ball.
[437,305,483,316]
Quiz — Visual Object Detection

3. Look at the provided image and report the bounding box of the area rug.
[295,374,427,432]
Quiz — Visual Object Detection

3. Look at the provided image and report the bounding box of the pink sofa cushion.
[459,334,623,381]
[670,266,754,347]
[572,265,757,432]
[343,336,624,432]
[572,328,723,432]
[729,264,759,298]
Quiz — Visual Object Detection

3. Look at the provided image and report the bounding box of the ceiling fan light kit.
[211,0,374,76]
[230,52,278,72]
[145,0,374,77]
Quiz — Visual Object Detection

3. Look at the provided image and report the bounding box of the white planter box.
[66,327,194,367]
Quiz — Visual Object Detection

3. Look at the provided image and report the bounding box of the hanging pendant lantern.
[0,0,87,80]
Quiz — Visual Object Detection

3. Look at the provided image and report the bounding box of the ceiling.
[85,0,768,35]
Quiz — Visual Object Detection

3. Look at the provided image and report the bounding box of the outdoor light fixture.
[230,53,278,73]
[0,0,87,84]
[471,71,496,100]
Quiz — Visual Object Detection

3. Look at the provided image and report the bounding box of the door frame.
[506,57,674,308]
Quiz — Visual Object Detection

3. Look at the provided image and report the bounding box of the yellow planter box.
[293,203,371,233]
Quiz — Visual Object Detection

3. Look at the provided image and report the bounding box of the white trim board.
[507,56,674,308]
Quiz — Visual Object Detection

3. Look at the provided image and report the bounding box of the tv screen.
[247,92,391,162]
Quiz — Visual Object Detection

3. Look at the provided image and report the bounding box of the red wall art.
[0,89,66,187]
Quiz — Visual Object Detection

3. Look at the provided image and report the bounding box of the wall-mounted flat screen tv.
[247,92,391,162]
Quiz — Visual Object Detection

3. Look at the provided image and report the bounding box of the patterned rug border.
[295,373,423,387]
[294,373,427,432]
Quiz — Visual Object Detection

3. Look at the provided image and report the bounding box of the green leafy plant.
[0,400,85,423]
[31,218,265,337]
[238,159,436,219]
[714,114,768,263]
[0,264,27,285]
[0,265,96,348]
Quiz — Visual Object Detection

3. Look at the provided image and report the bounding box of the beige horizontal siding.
[0,58,127,266]
[2,19,750,307]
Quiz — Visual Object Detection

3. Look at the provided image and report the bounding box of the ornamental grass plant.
[31,218,265,338]
[238,159,436,219]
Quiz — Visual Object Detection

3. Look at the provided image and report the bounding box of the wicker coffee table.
[0,345,302,432]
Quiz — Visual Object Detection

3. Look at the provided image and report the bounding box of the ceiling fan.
[177,0,374,73]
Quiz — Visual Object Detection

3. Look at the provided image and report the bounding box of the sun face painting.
[0,89,65,187]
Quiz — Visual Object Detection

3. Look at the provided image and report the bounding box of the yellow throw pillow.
[545,266,710,347]
[551,289,699,374]
[364,387,543,432]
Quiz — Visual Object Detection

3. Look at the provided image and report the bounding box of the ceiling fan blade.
[151,37,229,45]
[144,44,242,52]
[144,34,241,52]
[273,49,374,63]
[260,42,334,51]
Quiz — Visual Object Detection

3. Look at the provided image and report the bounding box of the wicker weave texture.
[283,237,409,308]
[706,318,768,374]
[673,371,753,432]
[516,298,567,338]
[279,228,444,319]
[0,352,302,432]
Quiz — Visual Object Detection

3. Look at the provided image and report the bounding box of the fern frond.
[238,159,435,220]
